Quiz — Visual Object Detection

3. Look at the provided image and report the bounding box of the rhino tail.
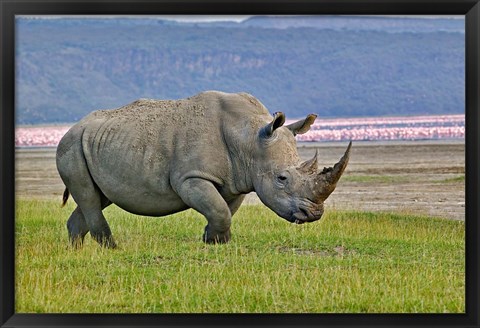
[61,188,70,207]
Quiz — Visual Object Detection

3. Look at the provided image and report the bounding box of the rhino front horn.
[316,141,352,198]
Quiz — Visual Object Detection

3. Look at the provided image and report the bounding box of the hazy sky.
[18,15,250,22]
[19,15,464,22]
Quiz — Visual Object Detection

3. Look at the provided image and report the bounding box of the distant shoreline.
[15,138,465,152]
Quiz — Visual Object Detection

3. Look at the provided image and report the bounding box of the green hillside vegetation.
[16,18,464,124]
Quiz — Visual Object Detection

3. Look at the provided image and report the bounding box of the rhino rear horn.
[298,149,318,174]
[260,112,286,138]
[316,141,352,198]
[286,114,317,136]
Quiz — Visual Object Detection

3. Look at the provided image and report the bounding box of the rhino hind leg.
[176,178,232,244]
[67,196,113,248]
[67,206,89,248]
[58,140,116,248]
[69,189,116,249]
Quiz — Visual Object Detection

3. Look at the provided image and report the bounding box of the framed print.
[1,1,479,327]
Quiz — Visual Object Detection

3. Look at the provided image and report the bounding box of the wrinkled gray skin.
[56,91,351,248]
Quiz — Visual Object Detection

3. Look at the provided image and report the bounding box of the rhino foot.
[69,236,85,249]
[92,233,117,249]
[203,226,231,244]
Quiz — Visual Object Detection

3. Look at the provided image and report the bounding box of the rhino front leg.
[176,178,232,244]
[227,195,245,216]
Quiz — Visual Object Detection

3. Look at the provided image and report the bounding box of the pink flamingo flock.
[15,114,464,147]
[15,126,72,148]
[294,114,465,142]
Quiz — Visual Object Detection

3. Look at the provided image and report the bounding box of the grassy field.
[15,199,464,313]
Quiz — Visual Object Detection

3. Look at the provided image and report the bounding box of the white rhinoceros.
[56,91,351,247]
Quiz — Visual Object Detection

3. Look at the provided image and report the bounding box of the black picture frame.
[1,1,479,327]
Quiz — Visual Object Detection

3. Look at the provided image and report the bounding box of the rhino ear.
[260,112,286,138]
[286,114,317,136]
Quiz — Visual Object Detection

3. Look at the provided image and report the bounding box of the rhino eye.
[277,175,288,182]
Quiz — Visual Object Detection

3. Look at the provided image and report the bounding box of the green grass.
[15,199,465,313]
[344,174,465,184]
[342,175,408,183]
[437,175,465,184]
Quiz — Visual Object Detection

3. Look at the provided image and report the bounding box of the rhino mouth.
[291,207,322,224]
[292,208,309,224]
